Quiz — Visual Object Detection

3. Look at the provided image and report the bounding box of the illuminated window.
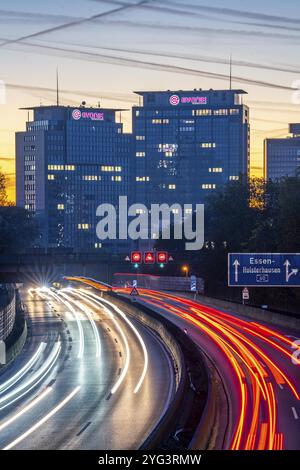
[136,208,146,214]
[48,165,64,171]
[230,109,240,115]
[209,167,223,173]
[136,176,150,182]
[82,175,98,181]
[78,224,90,230]
[95,242,102,248]
[201,143,216,148]
[152,119,162,124]
[101,166,122,172]
[214,109,228,115]
[168,184,176,190]
[136,152,145,157]
[136,136,145,140]
[111,176,122,182]
[65,165,75,171]
[185,208,193,214]
[202,184,216,189]
[57,204,64,210]
[229,175,239,181]
[193,109,211,116]
[48,174,55,180]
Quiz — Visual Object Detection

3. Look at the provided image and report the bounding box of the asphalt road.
[0,286,175,450]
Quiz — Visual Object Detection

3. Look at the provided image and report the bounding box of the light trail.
[47,289,85,359]
[0,387,52,432]
[67,279,300,450]
[2,386,81,450]
[76,289,149,394]
[0,343,46,394]
[59,290,101,358]
[0,342,61,411]
[66,288,130,395]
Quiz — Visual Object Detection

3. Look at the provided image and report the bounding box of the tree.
[0,169,8,206]
[0,207,39,253]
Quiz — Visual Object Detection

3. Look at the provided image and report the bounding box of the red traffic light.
[157,251,168,264]
[144,252,155,264]
[130,251,142,264]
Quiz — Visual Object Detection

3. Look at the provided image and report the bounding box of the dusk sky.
[1,0,300,200]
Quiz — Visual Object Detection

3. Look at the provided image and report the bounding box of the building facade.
[16,106,133,252]
[264,124,300,180]
[133,89,250,207]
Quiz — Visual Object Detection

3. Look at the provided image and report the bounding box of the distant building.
[133,89,250,207]
[16,106,133,252]
[264,124,300,180]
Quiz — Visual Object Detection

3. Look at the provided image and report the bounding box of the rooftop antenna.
[56,67,60,106]
[229,54,232,90]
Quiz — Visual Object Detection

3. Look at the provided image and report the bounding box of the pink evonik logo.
[169,95,180,106]
[72,109,82,120]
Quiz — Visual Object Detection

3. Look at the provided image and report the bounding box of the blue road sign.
[190,275,197,292]
[228,253,300,287]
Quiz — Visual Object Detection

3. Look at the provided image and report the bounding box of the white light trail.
[48,290,85,359]
[0,343,46,395]
[79,290,148,394]
[60,291,101,359]
[0,342,61,411]
[0,387,52,432]
[2,386,80,450]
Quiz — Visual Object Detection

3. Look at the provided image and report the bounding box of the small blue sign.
[228,253,300,287]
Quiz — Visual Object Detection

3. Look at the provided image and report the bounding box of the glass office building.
[16,106,133,252]
[133,89,250,207]
[264,124,300,180]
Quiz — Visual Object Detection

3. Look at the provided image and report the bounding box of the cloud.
[0,1,149,48]
[160,1,300,25]
[0,9,81,23]
[4,39,294,91]
[0,156,14,161]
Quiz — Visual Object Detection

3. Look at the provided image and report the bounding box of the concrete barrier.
[5,320,27,365]
[169,292,300,331]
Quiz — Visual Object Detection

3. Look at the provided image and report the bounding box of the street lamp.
[182,265,189,277]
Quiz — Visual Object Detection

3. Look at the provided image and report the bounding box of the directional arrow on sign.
[233,259,240,283]
[284,260,299,283]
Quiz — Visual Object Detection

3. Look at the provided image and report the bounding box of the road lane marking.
[3,386,81,450]
[76,421,91,437]
[292,407,299,420]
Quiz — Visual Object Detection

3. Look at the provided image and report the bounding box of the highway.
[73,278,300,450]
[0,286,175,450]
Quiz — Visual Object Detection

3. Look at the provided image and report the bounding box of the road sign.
[144,252,155,264]
[132,280,137,287]
[228,253,300,287]
[130,251,142,264]
[130,286,139,296]
[190,275,197,292]
[242,287,249,300]
[157,251,168,264]
[124,256,130,261]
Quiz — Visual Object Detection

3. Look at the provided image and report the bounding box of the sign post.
[242,287,249,305]
[190,275,197,299]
